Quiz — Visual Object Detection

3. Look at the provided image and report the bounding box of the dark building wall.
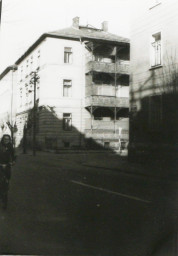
[129,0,178,163]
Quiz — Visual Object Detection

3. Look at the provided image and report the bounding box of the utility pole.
[30,71,39,156]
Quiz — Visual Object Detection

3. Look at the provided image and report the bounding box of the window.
[37,50,40,69]
[151,32,161,67]
[63,80,72,97]
[64,142,70,148]
[28,83,33,104]
[20,66,23,81]
[63,113,72,131]
[104,142,110,149]
[64,47,72,63]
[25,84,29,105]
[26,60,29,77]
[30,56,33,72]
[20,88,22,106]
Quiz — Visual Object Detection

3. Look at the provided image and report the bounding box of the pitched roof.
[48,26,130,44]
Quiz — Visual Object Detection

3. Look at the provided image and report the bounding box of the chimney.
[102,21,108,32]
[72,17,79,29]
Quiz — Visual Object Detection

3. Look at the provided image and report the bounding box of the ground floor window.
[104,141,110,148]
[64,141,70,148]
[63,113,72,131]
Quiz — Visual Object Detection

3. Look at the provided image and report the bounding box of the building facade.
[129,0,178,161]
[0,66,17,138]
[0,17,130,151]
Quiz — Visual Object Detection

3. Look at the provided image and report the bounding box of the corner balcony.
[85,119,129,140]
[85,129,129,141]
[85,95,129,108]
[86,84,129,98]
[86,60,130,75]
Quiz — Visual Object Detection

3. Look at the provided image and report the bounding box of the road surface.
[0,152,177,255]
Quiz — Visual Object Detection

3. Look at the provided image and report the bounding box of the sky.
[0,0,131,73]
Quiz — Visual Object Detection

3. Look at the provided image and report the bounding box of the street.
[0,152,177,255]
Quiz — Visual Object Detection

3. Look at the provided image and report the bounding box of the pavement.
[0,150,177,255]
[82,155,178,181]
[18,149,178,181]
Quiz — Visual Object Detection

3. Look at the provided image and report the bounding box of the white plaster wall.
[131,0,178,100]
[16,40,46,113]
[38,37,86,134]
[15,36,87,146]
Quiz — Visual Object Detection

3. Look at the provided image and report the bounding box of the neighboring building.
[129,0,178,161]
[0,65,17,138]
[0,17,130,150]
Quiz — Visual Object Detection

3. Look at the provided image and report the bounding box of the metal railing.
[86,60,130,75]
[85,95,129,107]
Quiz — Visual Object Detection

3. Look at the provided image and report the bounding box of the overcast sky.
[0,0,131,73]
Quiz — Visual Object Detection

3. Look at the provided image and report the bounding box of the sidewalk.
[81,153,178,181]
[16,149,178,181]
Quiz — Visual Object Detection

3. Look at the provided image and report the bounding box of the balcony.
[85,129,129,140]
[85,119,129,140]
[85,95,129,108]
[86,60,130,75]
[86,84,129,98]
[85,119,128,128]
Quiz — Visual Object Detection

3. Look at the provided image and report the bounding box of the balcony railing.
[85,129,129,140]
[86,85,129,98]
[85,119,128,129]
[86,60,130,75]
[85,95,129,108]
[85,119,129,140]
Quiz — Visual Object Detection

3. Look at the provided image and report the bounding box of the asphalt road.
[0,152,177,255]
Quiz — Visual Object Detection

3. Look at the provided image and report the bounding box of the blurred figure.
[0,134,15,181]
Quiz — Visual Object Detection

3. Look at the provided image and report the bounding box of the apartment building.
[129,0,178,161]
[0,17,130,150]
[0,65,17,138]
